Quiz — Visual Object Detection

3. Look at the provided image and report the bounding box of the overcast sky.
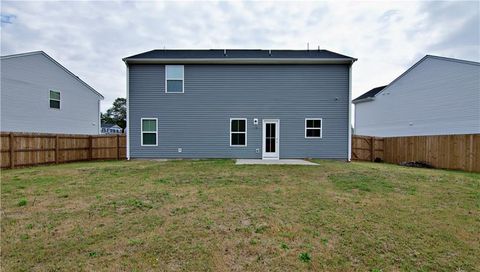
[1,0,479,111]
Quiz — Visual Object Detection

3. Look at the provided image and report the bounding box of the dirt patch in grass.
[1,160,479,271]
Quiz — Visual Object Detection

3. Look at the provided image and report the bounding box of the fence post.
[9,133,15,169]
[88,136,93,161]
[55,135,59,164]
[370,136,375,162]
[116,134,120,160]
[468,134,474,172]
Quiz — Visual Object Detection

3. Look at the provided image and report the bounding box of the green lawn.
[1,160,479,271]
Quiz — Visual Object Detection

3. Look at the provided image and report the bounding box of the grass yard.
[1,160,479,271]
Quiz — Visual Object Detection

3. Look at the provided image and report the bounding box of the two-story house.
[123,49,356,160]
[353,55,480,137]
[1,51,103,134]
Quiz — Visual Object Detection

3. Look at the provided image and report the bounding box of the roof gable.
[352,55,479,104]
[1,51,104,99]
[377,55,480,97]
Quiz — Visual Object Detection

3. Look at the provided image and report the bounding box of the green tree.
[101,98,126,131]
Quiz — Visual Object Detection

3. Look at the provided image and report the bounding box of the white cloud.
[1,0,478,111]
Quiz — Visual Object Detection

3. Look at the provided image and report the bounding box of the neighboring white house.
[1,51,104,134]
[353,55,480,137]
[101,123,123,134]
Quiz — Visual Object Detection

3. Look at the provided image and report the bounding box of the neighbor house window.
[165,65,184,93]
[49,90,60,109]
[230,118,247,146]
[305,118,322,138]
[141,118,158,146]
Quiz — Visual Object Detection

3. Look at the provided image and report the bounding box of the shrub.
[17,199,27,207]
[299,252,311,263]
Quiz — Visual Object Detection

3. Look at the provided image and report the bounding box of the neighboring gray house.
[1,51,103,134]
[101,123,123,134]
[124,49,356,160]
[353,55,480,137]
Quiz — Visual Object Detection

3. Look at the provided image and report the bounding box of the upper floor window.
[230,118,247,146]
[305,118,322,138]
[166,65,184,93]
[49,90,60,109]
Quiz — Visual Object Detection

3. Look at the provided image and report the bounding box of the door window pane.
[265,122,276,153]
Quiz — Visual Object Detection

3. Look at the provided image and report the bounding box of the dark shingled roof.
[352,85,387,103]
[123,49,355,61]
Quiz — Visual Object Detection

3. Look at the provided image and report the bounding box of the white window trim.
[305,118,323,139]
[165,65,184,93]
[230,118,247,147]
[141,118,158,146]
[49,90,61,110]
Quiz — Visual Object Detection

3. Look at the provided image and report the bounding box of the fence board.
[353,134,480,172]
[0,132,126,168]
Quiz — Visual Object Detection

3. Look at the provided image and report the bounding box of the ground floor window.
[141,118,158,146]
[305,118,322,138]
[230,118,247,146]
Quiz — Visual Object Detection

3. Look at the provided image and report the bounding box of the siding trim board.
[126,65,130,159]
[348,64,353,161]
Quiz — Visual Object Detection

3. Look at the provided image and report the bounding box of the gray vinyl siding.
[355,57,480,137]
[129,64,350,159]
[1,53,102,134]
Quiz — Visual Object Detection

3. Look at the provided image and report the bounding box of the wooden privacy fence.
[351,135,384,162]
[1,132,126,169]
[352,134,480,172]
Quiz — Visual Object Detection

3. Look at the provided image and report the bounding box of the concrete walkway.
[235,159,318,165]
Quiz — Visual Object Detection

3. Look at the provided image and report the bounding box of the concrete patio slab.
[235,159,318,165]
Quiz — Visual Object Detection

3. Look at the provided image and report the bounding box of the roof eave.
[352,97,375,104]
[123,58,356,65]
